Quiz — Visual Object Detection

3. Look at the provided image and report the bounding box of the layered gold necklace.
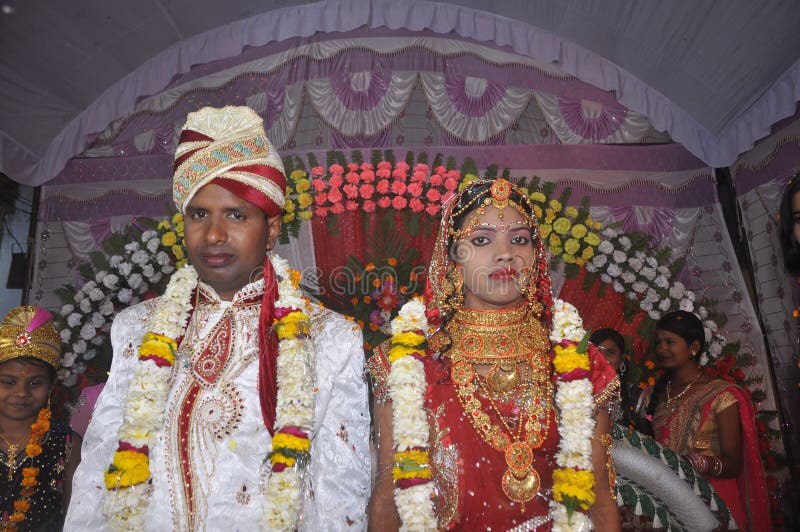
[443,305,552,508]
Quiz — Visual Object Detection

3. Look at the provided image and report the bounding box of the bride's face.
[452,205,536,310]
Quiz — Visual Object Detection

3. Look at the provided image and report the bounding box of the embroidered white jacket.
[65,279,370,531]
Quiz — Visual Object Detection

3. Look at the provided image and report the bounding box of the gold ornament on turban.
[0,306,61,368]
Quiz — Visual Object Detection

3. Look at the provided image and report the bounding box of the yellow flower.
[161,231,177,247]
[530,191,546,203]
[392,450,432,481]
[575,258,585,266]
[553,350,590,373]
[272,432,311,452]
[297,193,313,209]
[565,206,578,218]
[549,233,562,249]
[540,224,552,239]
[570,224,587,239]
[584,232,600,246]
[298,210,313,221]
[139,339,176,364]
[459,174,478,191]
[157,220,170,230]
[105,450,150,488]
[295,178,311,194]
[290,169,307,181]
[275,312,311,340]
[393,331,425,347]
[282,212,296,223]
[388,344,422,363]
[175,221,184,235]
[171,212,183,225]
[581,247,594,260]
[562,253,576,264]
[544,208,556,224]
[143,332,178,351]
[564,238,580,255]
[553,217,571,235]
[550,246,563,256]
[395,449,429,463]
[284,199,296,213]
[171,245,185,261]
[533,205,543,219]
[271,452,296,467]
[553,468,596,510]
[549,199,562,212]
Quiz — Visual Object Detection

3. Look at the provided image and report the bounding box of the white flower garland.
[261,253,315,531]
[103,264,197,530]
[387,297,437,531]
[387,298,596,530]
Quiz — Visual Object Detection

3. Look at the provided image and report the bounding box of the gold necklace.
[450,355,553,509]
[0,432,28,481]
[447,306,550,394]
[666,372,702,411]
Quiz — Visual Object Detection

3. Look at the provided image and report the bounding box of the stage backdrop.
[29,29,793,522]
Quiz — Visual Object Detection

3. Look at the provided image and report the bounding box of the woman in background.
[590,328,634,427]
[0,306,81,531]
[779,173,800,275]
[639,310,769,531]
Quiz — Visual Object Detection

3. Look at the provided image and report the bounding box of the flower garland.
[386,298,596,530]
[386,297,437,530]
[261,254,315,531]
[549,299,595,531]
[101,263,197,530]
[3,407,50,532]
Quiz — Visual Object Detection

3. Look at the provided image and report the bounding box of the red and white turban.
[172,106,286,216]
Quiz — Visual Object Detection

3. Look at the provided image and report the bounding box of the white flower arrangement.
[56,222,183,387]
[584,227,726,365]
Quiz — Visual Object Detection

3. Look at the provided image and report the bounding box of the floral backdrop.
[47,150,788,526]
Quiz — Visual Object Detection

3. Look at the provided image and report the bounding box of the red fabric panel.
[558,269,649,363]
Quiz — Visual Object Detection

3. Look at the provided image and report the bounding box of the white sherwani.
[65,279,370,531]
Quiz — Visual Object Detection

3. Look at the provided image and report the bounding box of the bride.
[367,178,621,530]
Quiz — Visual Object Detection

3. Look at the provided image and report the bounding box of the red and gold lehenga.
[651,379,771,531]
[368,305,618,530]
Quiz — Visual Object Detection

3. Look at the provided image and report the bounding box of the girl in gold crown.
[0,306,81,531]
[367,179,620,530]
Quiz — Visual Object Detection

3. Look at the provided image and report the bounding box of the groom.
[66,106,370,530]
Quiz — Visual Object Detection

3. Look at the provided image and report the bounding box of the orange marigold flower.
[794,309,799,318]
[372,279,381,288]
[387,258,398,266]
[13,499,30,512]
[638,382,647,390]
[409,271,417,281]
[363,296,372,304]
[21,476,38,487]
[365,263,376,272]
[645,360,655,370]
[357,320,365,328]
[10,511,26,522]
[369,323,379,332]
[25,443,42,457]
[647,377,656,386]
[354,275,362,282]
[350,297,358,305]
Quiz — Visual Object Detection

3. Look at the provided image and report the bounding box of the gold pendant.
[501,467,540,504]
[487,363,519,393]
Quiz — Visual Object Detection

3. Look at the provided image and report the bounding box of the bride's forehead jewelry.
[449,179,533,239]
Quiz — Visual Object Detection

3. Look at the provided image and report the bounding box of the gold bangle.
[593,433,617,502]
